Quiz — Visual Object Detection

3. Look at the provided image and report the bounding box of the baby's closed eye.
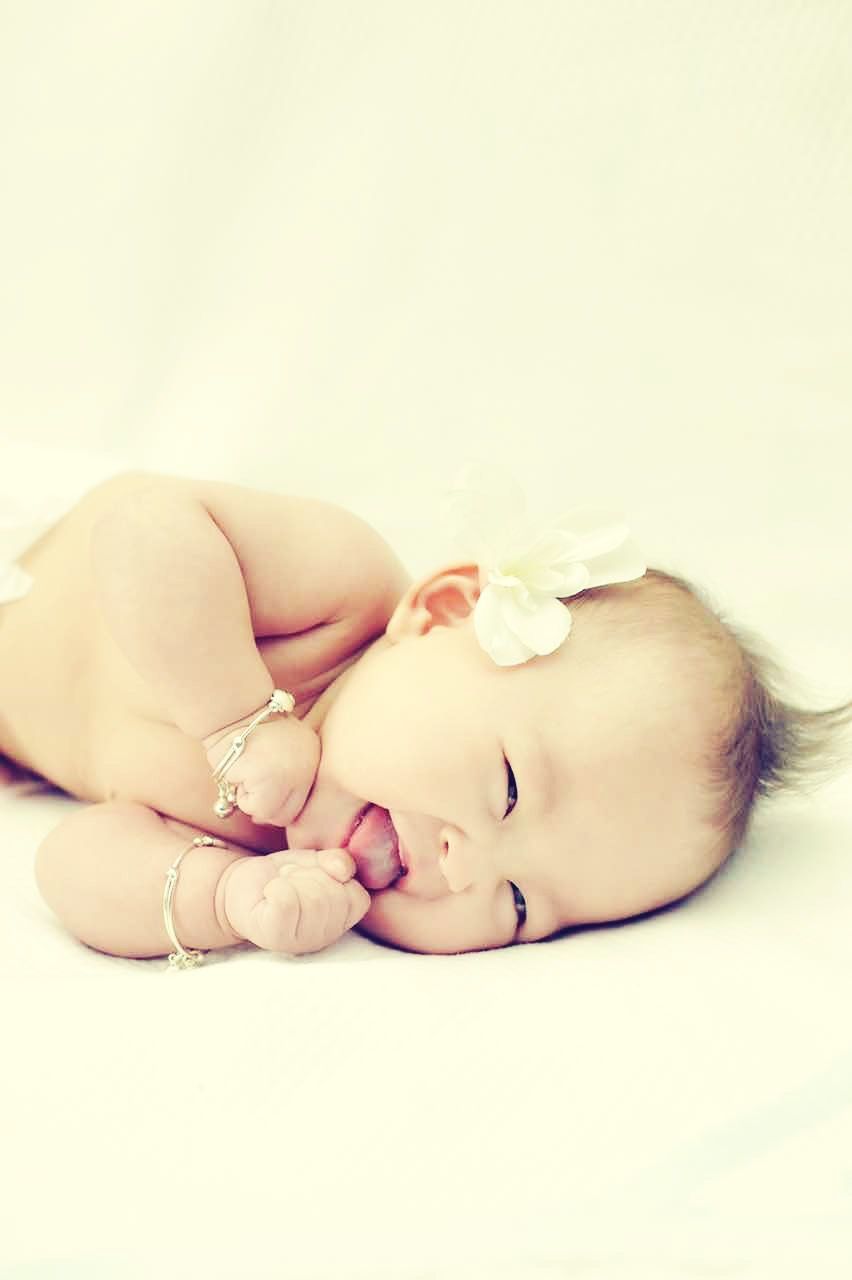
[503,757,518,818]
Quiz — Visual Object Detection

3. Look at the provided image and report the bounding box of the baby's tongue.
[347,806,403,890]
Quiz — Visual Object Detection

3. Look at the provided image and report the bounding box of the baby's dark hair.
[567,568,852,867]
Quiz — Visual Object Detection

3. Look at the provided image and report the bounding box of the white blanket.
[3,771,852,1279]
[2,3,851,1277]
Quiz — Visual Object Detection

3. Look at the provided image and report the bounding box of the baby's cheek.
[354,886,507,955]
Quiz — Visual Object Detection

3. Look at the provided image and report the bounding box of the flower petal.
[522,560,590,598]
[443,463,647,667]
[442,460,530,565]
[508,527,581,569]
[497,587,573,656]
[500,530,591,596]
[473,585,535,666]
[581,533,647,588]
[550,508,632,562]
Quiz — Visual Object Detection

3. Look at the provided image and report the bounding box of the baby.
[1,466,849,963]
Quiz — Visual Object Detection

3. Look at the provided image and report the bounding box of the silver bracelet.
[163,835,225,969]
[210,688,295,818]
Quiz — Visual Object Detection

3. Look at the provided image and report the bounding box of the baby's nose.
[437,827,477,893]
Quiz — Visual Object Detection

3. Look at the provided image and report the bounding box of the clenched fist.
[203,709,321,828]
[219,848,372,955]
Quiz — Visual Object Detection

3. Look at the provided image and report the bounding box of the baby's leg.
[34,800,255,960]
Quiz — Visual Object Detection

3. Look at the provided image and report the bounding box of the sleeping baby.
[1,462,849,963]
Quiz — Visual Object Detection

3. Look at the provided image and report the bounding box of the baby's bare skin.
[0,474,405,850]
[6,471,730,962]
[1,472,412,957]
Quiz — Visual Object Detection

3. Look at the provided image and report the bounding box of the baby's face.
[285,564,722,954]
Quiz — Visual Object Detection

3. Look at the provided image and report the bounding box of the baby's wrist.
[214,858,250,944]
[201,691,278,755]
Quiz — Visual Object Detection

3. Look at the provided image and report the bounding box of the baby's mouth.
[345,805,406,890]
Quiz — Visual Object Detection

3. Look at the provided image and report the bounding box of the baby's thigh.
[94,713,285,854]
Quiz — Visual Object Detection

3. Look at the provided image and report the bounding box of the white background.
[1,4,851,1277]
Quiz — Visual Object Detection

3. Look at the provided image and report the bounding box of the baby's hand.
[203,711,321,828]
[219,849,371,956]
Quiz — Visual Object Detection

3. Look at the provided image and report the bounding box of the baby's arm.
[36,802,247,958]
[35,801,371,960]
[89,473,408,823]
[32,474,400,959]
[89,473,406,741]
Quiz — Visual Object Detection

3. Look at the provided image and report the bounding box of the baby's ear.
[385,563,481,641]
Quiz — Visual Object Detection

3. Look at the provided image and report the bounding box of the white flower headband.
[441,461,647,667]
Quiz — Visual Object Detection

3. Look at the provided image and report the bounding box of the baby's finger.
[306,876,370,944]
[267,849,324,871]
[317,849,357,882]
[288,875,333,947]
[343,878,372,929]
[266,869,368,950]
[253,871,326,952]
[233,779,291,828]
[283,872,357,951]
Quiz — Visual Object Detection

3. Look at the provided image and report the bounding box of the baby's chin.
[349,877,444,953]
[351,890,413,950]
